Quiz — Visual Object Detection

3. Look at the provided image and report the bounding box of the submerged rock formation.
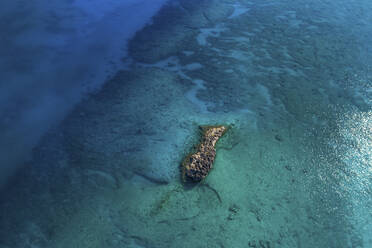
[182,125,227,182]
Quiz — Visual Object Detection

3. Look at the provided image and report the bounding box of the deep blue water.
[0,0,371,247]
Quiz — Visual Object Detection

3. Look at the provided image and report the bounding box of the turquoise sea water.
[0,0,371,247]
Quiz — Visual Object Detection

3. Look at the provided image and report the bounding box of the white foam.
[182,51,195,56]
[136,57,213,113]
[289,19,303,28]
[231,50,254,62]
[228,4,250,19]
[196,24,227,46]
[351,85,372,107]
[281,46,293,59]
[185,79,214,113]
[256,84,273,106]
[239,108,255,114]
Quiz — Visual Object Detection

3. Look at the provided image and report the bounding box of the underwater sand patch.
[182,125,228,182]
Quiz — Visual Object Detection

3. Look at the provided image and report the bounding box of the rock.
[275,134,283,142]
[181,125,228,182]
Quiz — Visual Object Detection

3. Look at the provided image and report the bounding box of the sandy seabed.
[0,0,371,247]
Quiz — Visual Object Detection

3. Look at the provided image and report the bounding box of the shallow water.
[0,0,371,247]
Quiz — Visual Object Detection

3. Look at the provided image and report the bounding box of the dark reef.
[182,125,227,182]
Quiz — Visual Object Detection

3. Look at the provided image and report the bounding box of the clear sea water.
[0,0,371,247]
